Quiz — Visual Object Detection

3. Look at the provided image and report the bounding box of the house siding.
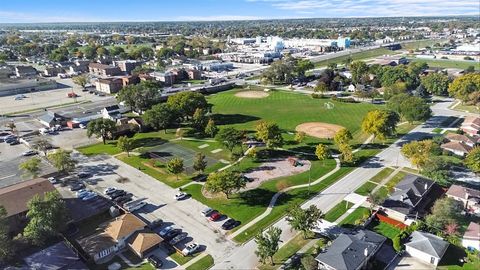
[406,246,439,266]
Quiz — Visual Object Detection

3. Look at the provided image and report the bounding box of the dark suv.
[147,255,163,268]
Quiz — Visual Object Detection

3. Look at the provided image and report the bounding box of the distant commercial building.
[188,69,202,80]
[15,65,37,77]
[89,63,122,77]
[95,78,123,94]
[0,77,57,97]
[201,61,234,72]
[151,71,175,86]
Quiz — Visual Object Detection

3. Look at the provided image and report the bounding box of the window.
[430,257,435,264]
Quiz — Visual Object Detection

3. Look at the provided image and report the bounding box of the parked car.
[82,192,97,201]
[174,192,188,200]
[70,183,85,191]
[221,219,241,230]
[113,193,133,203]
[159,226,174,237]
[169,232,188,245]
[8,140,20,145]
[78,172,91,178]
[147,255,163,268]
[124,201,146,212]
[201,207,214,217]
[109,190,126,199]
[148,218,163,229]
[181,243,200,256]
[164,228,182,240]
[48,177,57,184]
[209,212,222,221]
[75,189,89,198]
[116,197,132,206]
[21,150,38,156]
[104,187,117,195]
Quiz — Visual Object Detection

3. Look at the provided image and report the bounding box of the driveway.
[72,153,237,262]
[387,254,434,270]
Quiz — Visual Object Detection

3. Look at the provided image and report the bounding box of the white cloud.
[173,15,264,21]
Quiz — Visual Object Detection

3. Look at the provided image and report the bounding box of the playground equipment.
[324,101,335,110]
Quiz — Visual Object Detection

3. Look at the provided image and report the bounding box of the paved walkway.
[371,166,402,194]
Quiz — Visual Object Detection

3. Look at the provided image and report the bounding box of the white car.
[79,124,86,129]
[21,150,38,156]
[48,177,57,184]
[104,187,117,195]
[174,192,187,200]
[82,192,98,201]
[201,207,214,217]
[181,243,200,256]
[125,201,146,212]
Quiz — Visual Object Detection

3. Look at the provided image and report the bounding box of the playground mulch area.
[243,157,311,190]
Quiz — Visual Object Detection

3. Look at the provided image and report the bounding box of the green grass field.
[186,254,214,270]
[370,221,402,240]
[208,89,380,145]
[338,207,370,226]
[408,58,479,70]
[355,181,378,196]
[324,200,353,222]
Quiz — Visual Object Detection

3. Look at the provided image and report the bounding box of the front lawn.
[355,181,378,196]
[186,254,214,270]
[258,233,311,270]
[324,200,353,222]
[369,168,394,183]
[170,251,199,266]
[339,207,370,227]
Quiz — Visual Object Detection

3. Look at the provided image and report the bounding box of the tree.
[350,61,369,84]
[143,103,178,133]
[0,206,14,262]
[205,170,245,199]
[327,62,337,70]
[86,118,117,144]
[422,157,451,186]
[339,143,354,163]
[19,157,42,179]
[167,92,208,119]
[117,136,134,157]
[368,192,385,213]
[166,158,184,180]
[5,122,16,134]
[448,73,480,103]
[465,146,480,173]
[286,203,323,239]
[255,226,282,265]
[72,74,89,90]
[47,149,76,173]
[117,83,160,113]
[301,255,318,270]
[255,121,284,148]
[399,96,432,123]
[383,82,408,100]
[32,138,52,156]
[421,73,449,96]
[315,144,330,165]
[361,110,399,141]
[294,131,305,144]
[295,59,314,77]
[262,58,295,84]
[193,152,207,174]
[204,119,219,138]
[23,191,67,246]
[314,81,329,94]
[192,108,208,132]
[334,128,353,146]
[216,127,244,153]
[401,140,437,169]
[425,197,463,231]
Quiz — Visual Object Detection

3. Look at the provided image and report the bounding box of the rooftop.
[405,231,449,259]
[463,222,479,240]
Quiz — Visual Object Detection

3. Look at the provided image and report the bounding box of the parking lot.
[73,152,237,261]
[0,141,56,188]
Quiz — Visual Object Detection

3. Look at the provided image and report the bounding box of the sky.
[0,0,478,23]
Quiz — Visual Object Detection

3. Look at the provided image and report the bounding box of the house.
[15,65,37,77]
[461,116,480,136]
[38,111,68,127]
[82,214,162,263]
[68,65,88,75]
[440,141,473,157]
[88,63,122,77]
[44,67,64,77]
[446,184,480,215]
[121,75,140,87]
[462,222,479,251]
[95,78,123,94]
[405,231,449,266]
[444,133,476,147]
[381,174,443,225]
[115,60,143,75]
[13,241,88,270]
[101,105,122,120]
[151,71,175,86]
[315,230,386,270]
[0,178,56,233]
[188,69,202,80]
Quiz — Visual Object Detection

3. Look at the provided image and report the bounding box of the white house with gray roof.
[405,231,449,266]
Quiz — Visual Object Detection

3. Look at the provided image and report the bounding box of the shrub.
[311,93,323,99]
[331,96,357,103]
[154,160,163,168]
[393,235,402,252]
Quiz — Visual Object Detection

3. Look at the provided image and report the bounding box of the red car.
[209,212,221,221]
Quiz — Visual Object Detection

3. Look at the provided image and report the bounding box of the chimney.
[364,247,369,257]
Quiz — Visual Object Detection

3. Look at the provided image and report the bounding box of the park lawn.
[186,254,214,270]
[371,221,402,240]
[369,168,395,183]
[258,233,311,270]
[233,166,355,243]
[338,207,370,226]
[77,141,122,156]
[355,181,378,196]
[313,47,399,68]
[324,200,353,222]
[409,58,479,70]
[116,154,191,188]
[208,89,381,145]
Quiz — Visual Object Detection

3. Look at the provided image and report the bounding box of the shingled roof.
[405,231,449,259]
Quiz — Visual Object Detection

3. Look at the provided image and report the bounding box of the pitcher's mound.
[296,122,344,139]
[235,91,269,98]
